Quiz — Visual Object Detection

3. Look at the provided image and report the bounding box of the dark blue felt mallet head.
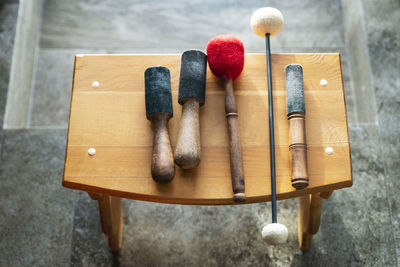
[145,66,173,120]
[178,50,207,106]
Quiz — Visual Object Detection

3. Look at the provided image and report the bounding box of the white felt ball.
[250,7,284,37]
[262,223,288,245]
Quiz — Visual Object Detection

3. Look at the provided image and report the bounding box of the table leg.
[88,193,123,252]
[320,190,333,199]
[298,192,325,251]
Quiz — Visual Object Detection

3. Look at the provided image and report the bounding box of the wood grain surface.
[63,53,352,205]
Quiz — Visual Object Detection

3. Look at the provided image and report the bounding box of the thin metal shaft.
[266,33,277,223]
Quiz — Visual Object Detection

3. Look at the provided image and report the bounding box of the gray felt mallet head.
[174,50,207,169]
[145,66,175,184]
[285,64,305,116]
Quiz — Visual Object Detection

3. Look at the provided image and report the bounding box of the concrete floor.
[0,0,399,266]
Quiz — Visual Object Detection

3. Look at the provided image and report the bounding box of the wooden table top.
[63,53,352,205]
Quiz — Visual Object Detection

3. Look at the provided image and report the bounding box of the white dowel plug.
[250,7,284,37]
[262,223,288,245]
[88,147,96,156]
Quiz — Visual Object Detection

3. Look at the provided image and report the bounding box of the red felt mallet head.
[206,34,245,80]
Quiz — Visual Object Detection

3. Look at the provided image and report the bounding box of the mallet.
[286,64,309,189]
[251,7,288,245]
[206,34,246,202]
[145,66,175,184]
[174,50,207,169]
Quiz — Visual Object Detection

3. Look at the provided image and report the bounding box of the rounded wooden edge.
[62,179,351,205]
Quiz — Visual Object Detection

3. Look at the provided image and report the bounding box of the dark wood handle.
[174,99,201,169]
[288,113,309,189]
[224,79,245,202]
[150,113,175,184]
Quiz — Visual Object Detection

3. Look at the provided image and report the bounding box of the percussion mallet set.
[144,7,309,246]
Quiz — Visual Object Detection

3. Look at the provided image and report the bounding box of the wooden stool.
[63,53,352,252]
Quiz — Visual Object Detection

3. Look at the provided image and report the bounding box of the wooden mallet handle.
[288,113,308,189]
[174,99,201,169]
[224,79,245,202]
[150,113,175,184]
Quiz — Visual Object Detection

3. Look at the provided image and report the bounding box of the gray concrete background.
[0,0,399,266]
